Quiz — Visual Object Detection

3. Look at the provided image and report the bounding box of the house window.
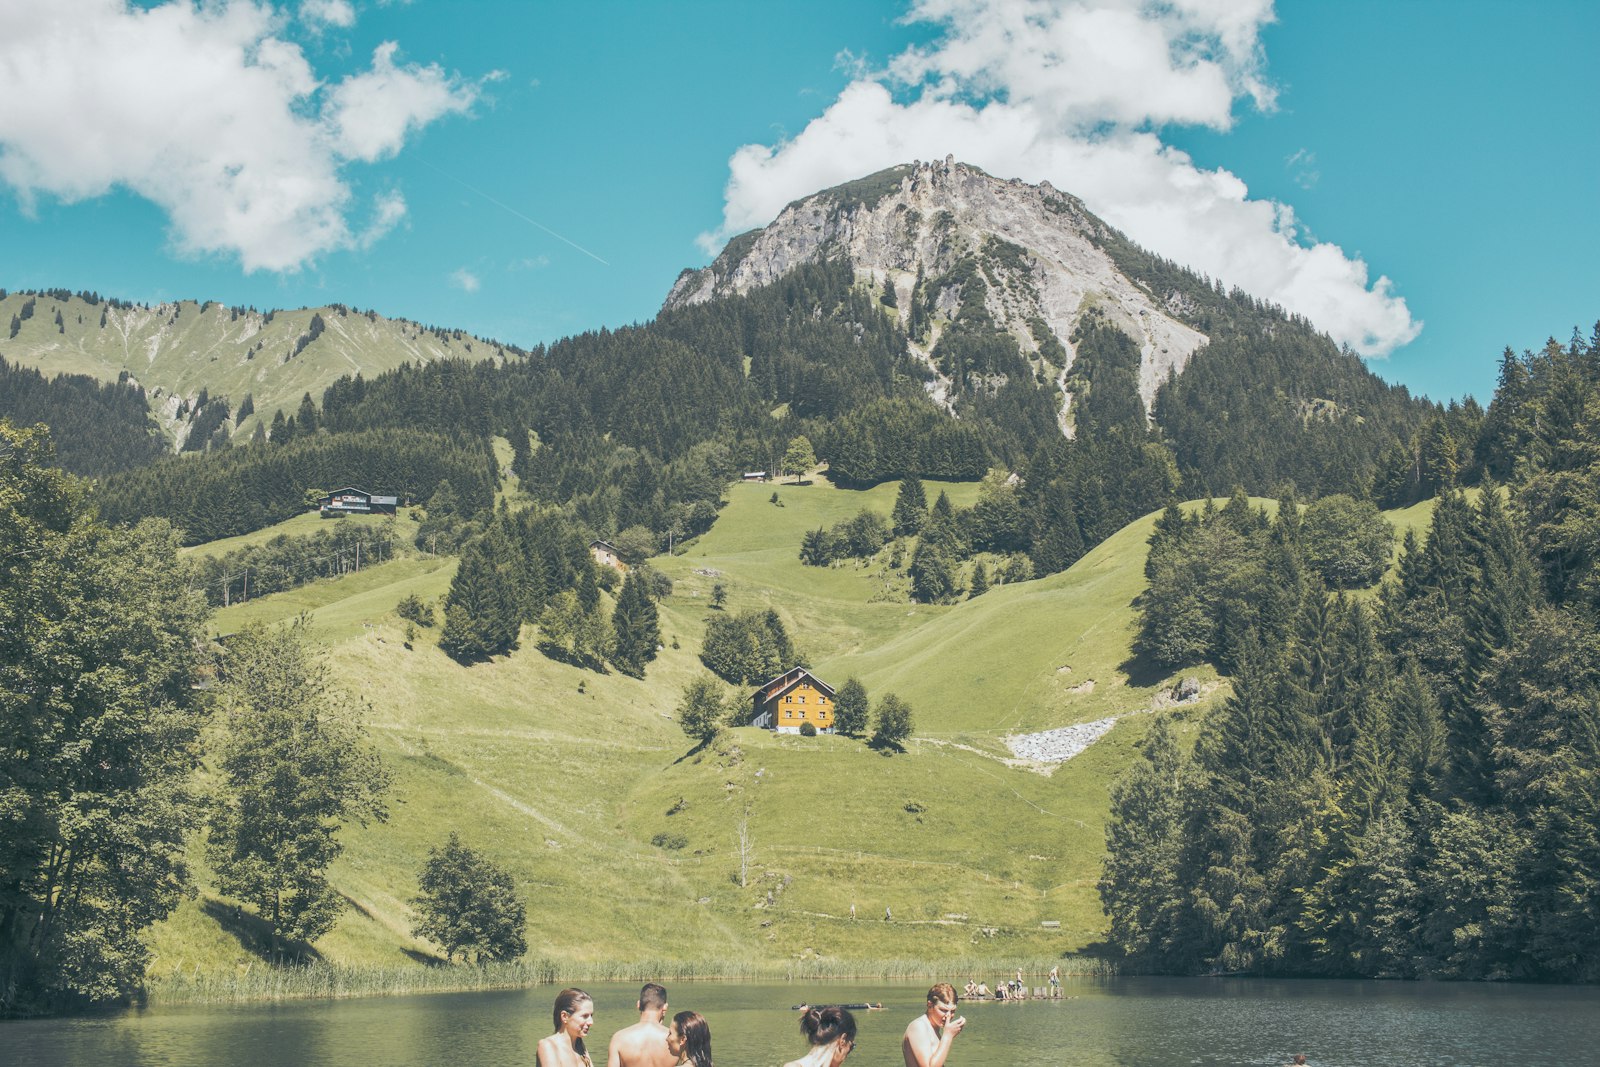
[785,695,793,703]
[785,709,793,718]
[799,695,806,704]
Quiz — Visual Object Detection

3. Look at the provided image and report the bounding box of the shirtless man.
[607,982,675,1067]
[902,982,965,1067]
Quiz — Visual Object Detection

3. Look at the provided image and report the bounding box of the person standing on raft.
[902,983,965,1067]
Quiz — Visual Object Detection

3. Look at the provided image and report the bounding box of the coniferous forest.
[1102,328,1600,981]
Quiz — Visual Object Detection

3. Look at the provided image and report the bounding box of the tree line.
[0,422,526,1014]
[1101,322,1600,981]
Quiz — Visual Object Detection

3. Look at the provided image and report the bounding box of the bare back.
[606,1020,674,1067]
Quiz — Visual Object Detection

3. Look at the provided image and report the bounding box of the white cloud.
[449,267,480,292]
[300,0,354,29]
[325,42,476,161]
[0,0,480,272]
[702,0,1419,357]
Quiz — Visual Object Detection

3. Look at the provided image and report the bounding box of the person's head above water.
[668,1010,712,1067]
[800,1005,857,1064]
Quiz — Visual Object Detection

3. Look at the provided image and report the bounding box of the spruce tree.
[610,570,660,678]
[892,475,926,536]
[439,527,522,661]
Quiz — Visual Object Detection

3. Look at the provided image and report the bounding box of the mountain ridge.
[667,157,1210,428]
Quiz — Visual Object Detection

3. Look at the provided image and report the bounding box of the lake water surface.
[6,976,1598,1066]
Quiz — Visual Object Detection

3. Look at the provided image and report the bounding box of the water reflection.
[5,977,1598,1067]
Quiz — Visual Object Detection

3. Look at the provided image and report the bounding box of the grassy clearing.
[151,480,1431,988]
[182,509,417,558]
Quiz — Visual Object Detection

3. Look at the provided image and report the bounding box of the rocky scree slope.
[666,158,1208,433]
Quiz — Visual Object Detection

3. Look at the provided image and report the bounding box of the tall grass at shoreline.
[145,956,1119,1006]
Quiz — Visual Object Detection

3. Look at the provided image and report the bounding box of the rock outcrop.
[666,157,1208,432]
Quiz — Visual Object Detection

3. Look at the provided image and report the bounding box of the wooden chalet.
[319,487,398,517]
[589,539,627,571]
[750,667,837,734]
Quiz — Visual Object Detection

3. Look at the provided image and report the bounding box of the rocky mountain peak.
[666,158,1208,431]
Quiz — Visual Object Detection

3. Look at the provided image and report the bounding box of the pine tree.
[968,561,989,597]
[1030,480,1084,575]
[1099,717,1193,965]
[439,527,522,661]
[892,475,927,536]
[296,391,319,435]
[610,570,660,678]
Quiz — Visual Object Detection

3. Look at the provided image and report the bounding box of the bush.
[651,832,688,850]
[799,721,817,737]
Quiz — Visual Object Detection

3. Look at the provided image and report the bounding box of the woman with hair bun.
[783,1005,857,1067]
[538,987,596,1067]
[666,1009,714,1067]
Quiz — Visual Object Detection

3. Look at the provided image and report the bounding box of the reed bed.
[145,955,1119,1006]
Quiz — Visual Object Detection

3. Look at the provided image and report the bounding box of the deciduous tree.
[412,833,528,964]
[0,423,211,1010]
[206,621,390,960]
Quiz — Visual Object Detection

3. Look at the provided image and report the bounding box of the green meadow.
[149,478,1426,991]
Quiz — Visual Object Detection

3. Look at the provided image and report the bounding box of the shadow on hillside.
[671,737,715,766]
[200,899,323,964]
[866,738,906,756]
[536,641,609,673]
[1117,645,1171,690]
[402,947,448,966]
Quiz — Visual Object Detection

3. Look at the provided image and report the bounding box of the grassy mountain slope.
[153,480,1431,977]
[0,290,501,444]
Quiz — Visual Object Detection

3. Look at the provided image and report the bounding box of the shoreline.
[141,955,1118,1008]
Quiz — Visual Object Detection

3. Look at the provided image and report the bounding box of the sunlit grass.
[148,481,1434,990]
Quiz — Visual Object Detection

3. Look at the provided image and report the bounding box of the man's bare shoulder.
[610,1022,671,1067]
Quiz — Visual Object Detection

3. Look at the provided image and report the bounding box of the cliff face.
[666,157,1208,431]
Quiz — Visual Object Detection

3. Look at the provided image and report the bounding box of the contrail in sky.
[421,160,610,266]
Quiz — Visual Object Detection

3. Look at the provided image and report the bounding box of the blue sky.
[1,1,1595,404]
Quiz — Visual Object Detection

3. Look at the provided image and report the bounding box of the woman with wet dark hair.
[666,1009,713,1067]
[783,1004,857,1067]
[538,987,595,1067]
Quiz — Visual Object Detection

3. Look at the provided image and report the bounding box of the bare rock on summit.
[667,159,1209,434]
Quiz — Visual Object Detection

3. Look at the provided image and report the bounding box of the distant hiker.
[784,1005,857,1067]
[540,987,596,1067]
[885,905,892,921]
[609,982,674,1067]
[902,982,965,1067]
[850,902,857,920]
[667,1009,713,1067]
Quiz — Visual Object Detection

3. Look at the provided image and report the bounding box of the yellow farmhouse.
[750,667,837,734]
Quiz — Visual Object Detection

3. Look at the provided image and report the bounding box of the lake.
[6,977,1598,1066]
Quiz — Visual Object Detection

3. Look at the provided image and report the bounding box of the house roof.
[590,539,619,552]
[753,666,836,702]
